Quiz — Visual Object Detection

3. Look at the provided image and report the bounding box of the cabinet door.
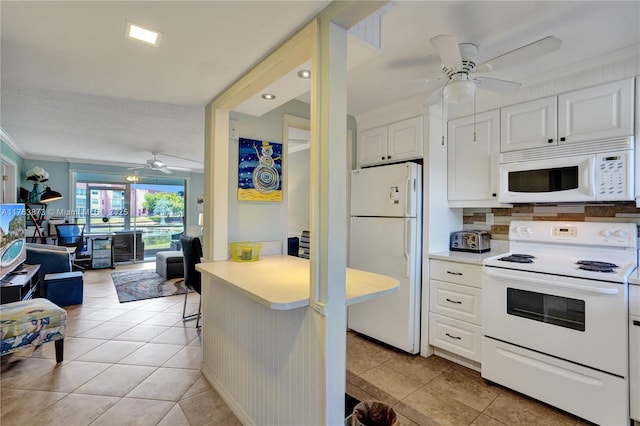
[558,78,634,144]
[501,96,557,152]
[357,126,388,167]
[387,116,424,162]
[447,110,500,203]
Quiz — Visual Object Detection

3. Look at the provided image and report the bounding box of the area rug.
[111,270,188,303]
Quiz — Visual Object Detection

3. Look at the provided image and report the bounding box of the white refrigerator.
[348,162,422,354]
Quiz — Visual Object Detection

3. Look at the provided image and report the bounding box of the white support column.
[204,104,229,261]
[309,18,348,424]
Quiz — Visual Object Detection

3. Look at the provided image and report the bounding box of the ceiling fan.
[425,34,562,105]
[128,152,173,174]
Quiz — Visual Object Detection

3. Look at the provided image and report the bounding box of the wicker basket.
[229,242,262,262]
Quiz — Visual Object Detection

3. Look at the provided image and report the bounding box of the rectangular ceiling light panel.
[126,21,162,47]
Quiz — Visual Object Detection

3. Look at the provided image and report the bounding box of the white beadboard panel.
[201,274,325,425]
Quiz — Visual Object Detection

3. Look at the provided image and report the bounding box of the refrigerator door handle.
[404,218,411,277]
[405,174,412,217]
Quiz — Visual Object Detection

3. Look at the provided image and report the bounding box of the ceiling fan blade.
[159,167,173,174]
[474,77,521,93]
[477,36,562,72]
[429,34,462,67]
[158,152,204,165]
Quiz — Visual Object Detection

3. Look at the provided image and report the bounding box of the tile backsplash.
[463,202,640,240]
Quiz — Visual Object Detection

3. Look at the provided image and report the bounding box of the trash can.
[351,401,399,426]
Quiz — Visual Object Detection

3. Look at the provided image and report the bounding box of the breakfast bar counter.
[195,254,399,424]
[196,254,399,310]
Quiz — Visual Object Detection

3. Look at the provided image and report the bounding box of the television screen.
[0,203,27,281]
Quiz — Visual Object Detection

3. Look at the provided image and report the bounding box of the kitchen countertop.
[429,249,508,266]
[196,255,399,310]
[429,240,510,265]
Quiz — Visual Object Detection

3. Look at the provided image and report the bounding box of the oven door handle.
[485,268,620,295]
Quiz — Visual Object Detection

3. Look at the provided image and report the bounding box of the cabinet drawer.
[631,285,640,316]
[430,259,481,287]
[429,313,482,362]
[430,279,482,325]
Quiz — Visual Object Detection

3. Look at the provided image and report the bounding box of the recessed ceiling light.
[297,70,311,79]
[125,21,162,47]
[261,93,276,100]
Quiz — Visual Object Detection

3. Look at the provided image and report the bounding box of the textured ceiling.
[1,1,639,172]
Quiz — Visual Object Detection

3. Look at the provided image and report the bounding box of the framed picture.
[237,137,283,202]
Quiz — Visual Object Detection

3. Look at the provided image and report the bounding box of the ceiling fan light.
[444,79,475,104]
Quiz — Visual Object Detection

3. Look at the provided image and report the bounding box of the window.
[75,178,185,261]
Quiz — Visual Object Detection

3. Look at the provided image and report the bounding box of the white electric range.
[482,220,637,426]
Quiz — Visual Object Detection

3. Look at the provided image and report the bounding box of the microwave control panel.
[596,152,631,199]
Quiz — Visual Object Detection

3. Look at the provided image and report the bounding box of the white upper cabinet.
[501,96,558,152]
[357,116,423,167]
[500,78,634,154]
[447,109,502,207]
[357,126,388,167]
[558,78,635,144]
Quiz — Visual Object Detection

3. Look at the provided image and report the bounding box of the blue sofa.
[26,243,72,286]
[25,243,83,305]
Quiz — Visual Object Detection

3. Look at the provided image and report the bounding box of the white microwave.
[499,148,634,203]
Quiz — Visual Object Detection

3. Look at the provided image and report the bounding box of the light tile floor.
[346,332,592,426]
[2,262,591,425]
[1,262,240,426]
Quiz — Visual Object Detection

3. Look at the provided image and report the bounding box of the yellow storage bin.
[230,242,262,262]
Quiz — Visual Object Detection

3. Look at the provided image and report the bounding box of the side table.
[0,264,41,304]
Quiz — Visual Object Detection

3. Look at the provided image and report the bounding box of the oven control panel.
[509,220,637,248]
[552,226,578,238]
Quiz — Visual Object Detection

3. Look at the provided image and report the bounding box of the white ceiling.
[2,1,639,172]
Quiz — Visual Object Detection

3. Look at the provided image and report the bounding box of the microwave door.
[499,154,596,203]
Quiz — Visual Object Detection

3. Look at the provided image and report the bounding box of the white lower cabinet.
[630,285,640,422]
[429,259,482,363]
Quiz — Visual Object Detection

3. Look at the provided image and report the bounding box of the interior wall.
[1,139,24,202]
[1,140,23,168]
[228,100,310,243]
[287,148,310,237]
[228,99,357,244]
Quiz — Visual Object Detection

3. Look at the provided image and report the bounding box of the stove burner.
[511,254,535,259]
[576,260,619,268]
[576,260,619,273]
[498,254,536,264]
[578,265,615,273]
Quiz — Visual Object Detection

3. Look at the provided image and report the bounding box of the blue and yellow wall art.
[238,137,283,202]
